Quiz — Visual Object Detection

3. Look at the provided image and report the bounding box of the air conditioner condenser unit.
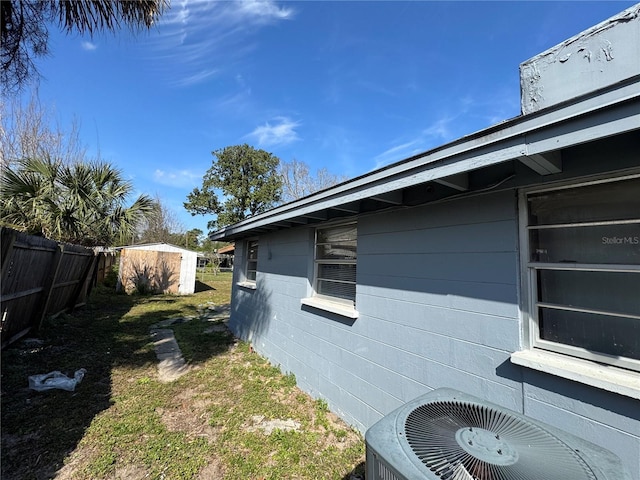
[365,388,631,480]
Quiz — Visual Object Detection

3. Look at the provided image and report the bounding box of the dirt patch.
[114,464,151,480]
[157,406,219,443]
[155,387,226,480]
[156,387,218,442]
[196,459,225,479]
[56,445,101,480]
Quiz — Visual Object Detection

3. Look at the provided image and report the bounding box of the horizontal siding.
[522,370,640,477]
[231,191,522,413]
[361,190,517,233]
[358,251,518,284]
[228,188,639,480]
[257,228,310,277]
[361,219,516,254]
[357,281,518,320]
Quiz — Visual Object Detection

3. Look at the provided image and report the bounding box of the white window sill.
[511,349,640,400]
[236,281,257,290]
[301,297,359,319]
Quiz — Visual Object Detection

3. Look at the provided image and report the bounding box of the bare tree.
[279,158,348,203]
[1,91,87,166]
[137,195,184,244]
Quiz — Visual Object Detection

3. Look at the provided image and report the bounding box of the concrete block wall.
[228,188,640,478]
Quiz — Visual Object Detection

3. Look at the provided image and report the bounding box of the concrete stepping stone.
[150,317,193,329]
[245,415,301,435]
[204,323,229,334]
[149,328,190,382]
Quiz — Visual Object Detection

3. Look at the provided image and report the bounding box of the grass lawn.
[1,272,365,479]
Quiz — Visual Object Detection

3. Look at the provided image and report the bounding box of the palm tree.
[1,0,169,92]
[1,157,155,246]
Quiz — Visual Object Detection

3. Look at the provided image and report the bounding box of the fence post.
[0,228,18,336]
[34,244,65,333]
[68,251,98,312]
[1,228,17,279]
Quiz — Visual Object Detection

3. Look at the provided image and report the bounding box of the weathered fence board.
[1,228,101,349]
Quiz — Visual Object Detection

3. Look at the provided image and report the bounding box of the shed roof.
[217,244,235,255]
[116,242,197,254]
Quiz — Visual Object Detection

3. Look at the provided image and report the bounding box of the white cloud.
[248,117,300,147]
[81,41,97,51]
[422,116,454,141]
[371,115,456,170]
[148,0,295,87]
[372,139,423,170]
[153,169,202,188]
[215,88,252,112]
[235,0,294,22]
[173,68,219,87]
[378,139,422,159]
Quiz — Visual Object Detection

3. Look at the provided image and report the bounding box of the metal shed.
[117,243,197,295]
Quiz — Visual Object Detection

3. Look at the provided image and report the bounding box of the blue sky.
[29,0,637,233]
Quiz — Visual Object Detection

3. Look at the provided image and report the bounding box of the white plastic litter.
[28,368,87,392]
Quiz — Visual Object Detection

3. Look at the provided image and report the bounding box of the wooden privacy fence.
[1,227,102,349]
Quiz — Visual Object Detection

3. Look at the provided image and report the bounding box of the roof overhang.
[210,75,640,242]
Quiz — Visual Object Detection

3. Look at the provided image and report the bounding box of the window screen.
[246,239,258,282]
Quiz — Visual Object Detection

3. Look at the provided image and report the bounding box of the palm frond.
[52,0,169,35]
[1,157,156,246]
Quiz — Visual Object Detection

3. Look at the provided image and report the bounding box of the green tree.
[1,0,168,92]
[165,228,201,249]
[184,144,282,230]
[1,156,155,246]
[184,228,203,250]
[199,238,228,255]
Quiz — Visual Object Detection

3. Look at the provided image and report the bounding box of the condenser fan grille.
[404,400,597,480]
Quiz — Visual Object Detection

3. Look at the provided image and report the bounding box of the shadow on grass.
[0,282,234,480]
[194,280,215,292]
[342,461,365,480]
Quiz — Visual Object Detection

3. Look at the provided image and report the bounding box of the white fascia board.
[211,79,640,241]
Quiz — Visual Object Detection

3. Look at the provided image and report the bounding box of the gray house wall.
[231,190,521,426]
[221,7,640,473]
[228,156,640,477]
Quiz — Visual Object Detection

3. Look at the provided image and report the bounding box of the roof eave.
[210,75,640,242]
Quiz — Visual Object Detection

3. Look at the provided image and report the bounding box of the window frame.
[242,238,259,287]
[312,221,357,308]
[518,173,640,373]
